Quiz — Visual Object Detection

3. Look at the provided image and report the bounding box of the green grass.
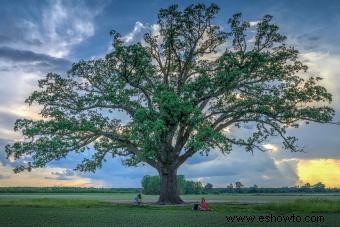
[0,194,340,226]
[0,198,113,208]
[1,197,339,213]
[256,199,340,213]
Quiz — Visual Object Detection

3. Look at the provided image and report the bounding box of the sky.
[0,0,340,188]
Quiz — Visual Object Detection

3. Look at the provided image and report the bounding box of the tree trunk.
[157,166,184,204]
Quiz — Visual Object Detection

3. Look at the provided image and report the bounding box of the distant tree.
[141,175,160,194]
[184,180,196,194]
[249,184,259,193]
[6,3,335,204]
[204,183,213,192]
[194,181,204,194]
[205,183,213,189]
[227,183,234,189]
[183,180,204,194]
[301,182,312,192]
[313,182,326,192]
[176,175,186,194]
[225,183,234,193]
[235,181,244,189]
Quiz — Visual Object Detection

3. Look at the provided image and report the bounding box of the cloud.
[249,21,260,27]
[0,0,103,142]
[0,0,101,59]
[0,21,43,47]
[0,69,44,140]
[45,169,76,180]
[0,2,105,191]
[263,144,279,153]
[297,159,340,187]
[40,0,97,58]
[300,52,340,106]
[150,24,161,37]
[106,21,150,52]
[77,156,157,187]
[178,148,299,187]
[0,164,103,187]
[0,46,71,72]
[0,138,16,167]
[41,148,157,187]
[186,152,219,165]
[0,174,10,179]
[122,21,148,44]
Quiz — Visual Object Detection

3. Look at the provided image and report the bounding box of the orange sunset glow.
[297,159,340,188]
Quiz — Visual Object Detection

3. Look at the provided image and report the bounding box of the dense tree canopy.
[141,175,204,195]
[6,4,334,204]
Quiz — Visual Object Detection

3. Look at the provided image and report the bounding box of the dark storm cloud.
[178,148,300,187]
[181,149,278,179]
[265,120,340,161]
[0,34,43,47]
[0,46,71,71]
[0,11,44,48]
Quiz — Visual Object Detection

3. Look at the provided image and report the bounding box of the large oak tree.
[6,4,334,204]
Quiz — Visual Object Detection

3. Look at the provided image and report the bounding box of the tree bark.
[157,166,184,204]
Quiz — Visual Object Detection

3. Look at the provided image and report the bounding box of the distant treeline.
[142,175,340,195]
[1,181,339,194]
[0,187,140,193]
[214,182,340,194]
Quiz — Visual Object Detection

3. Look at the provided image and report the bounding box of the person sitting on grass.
[199,197,211,211]
[134,193,142,206]
[137,193,142,206]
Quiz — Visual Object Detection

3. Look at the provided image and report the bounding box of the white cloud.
[0,69,44,140]
[263,144,279,153]
[249,21,260,27]
[4,0,99,58]
[122,21,147,44]
[107,21,150,53]
[40,0,97,58]
[150,24,161,37]
[300,52,340,106]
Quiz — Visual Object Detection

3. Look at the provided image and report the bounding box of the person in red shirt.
[199,197,208,211]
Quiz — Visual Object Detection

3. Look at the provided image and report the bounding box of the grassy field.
[1,192,340,203]
[0,193,340,226]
